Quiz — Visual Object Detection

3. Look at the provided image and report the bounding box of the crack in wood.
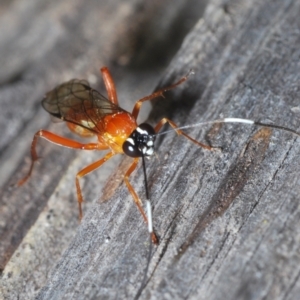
[174,127,272,259]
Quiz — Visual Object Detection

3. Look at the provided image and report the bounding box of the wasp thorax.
[122,123,156,157]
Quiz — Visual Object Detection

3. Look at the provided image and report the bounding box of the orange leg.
[100,67,119,105]
[123,158,159,244]
[131,72,192,119]
[76,151,115,220]
[18,130,108,185]
[155,118,214,151]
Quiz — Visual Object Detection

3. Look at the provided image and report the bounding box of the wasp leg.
[124,158,159,244]
[18,130,108,185]
[131,73,191,119]
[75,151,115,220]
[101,67,119,105]
[155,118,214,151]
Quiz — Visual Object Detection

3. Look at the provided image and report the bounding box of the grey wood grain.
[1,0,300,299]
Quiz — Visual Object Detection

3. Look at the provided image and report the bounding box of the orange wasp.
[19,67,214,244]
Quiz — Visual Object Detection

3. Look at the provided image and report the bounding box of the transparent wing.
[42,79,125,133]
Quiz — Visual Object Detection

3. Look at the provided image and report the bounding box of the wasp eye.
[123,138,141,157]
[137,123,155,136]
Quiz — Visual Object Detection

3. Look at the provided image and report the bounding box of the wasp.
[19,66,300,246]
[18,67,215,244]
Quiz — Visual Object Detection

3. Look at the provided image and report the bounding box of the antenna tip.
[187,69,195,77]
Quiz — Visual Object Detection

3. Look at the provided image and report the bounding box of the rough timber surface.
[1,0,300,299]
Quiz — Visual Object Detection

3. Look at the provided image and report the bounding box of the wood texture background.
[1,0,300,299]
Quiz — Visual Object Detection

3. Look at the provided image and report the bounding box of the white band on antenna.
[224,118,254,124]
[146,200,153,234]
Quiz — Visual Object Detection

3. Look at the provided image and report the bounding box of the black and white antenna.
[134,151,154,300]
[156,117,300,138]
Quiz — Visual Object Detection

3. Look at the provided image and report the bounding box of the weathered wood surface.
[1,0,300,299]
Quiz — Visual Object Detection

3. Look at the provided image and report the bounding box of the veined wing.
[42,79,125,133]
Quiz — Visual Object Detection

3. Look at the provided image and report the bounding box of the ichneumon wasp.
[18,66,300,246]
[18,67,215,244]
